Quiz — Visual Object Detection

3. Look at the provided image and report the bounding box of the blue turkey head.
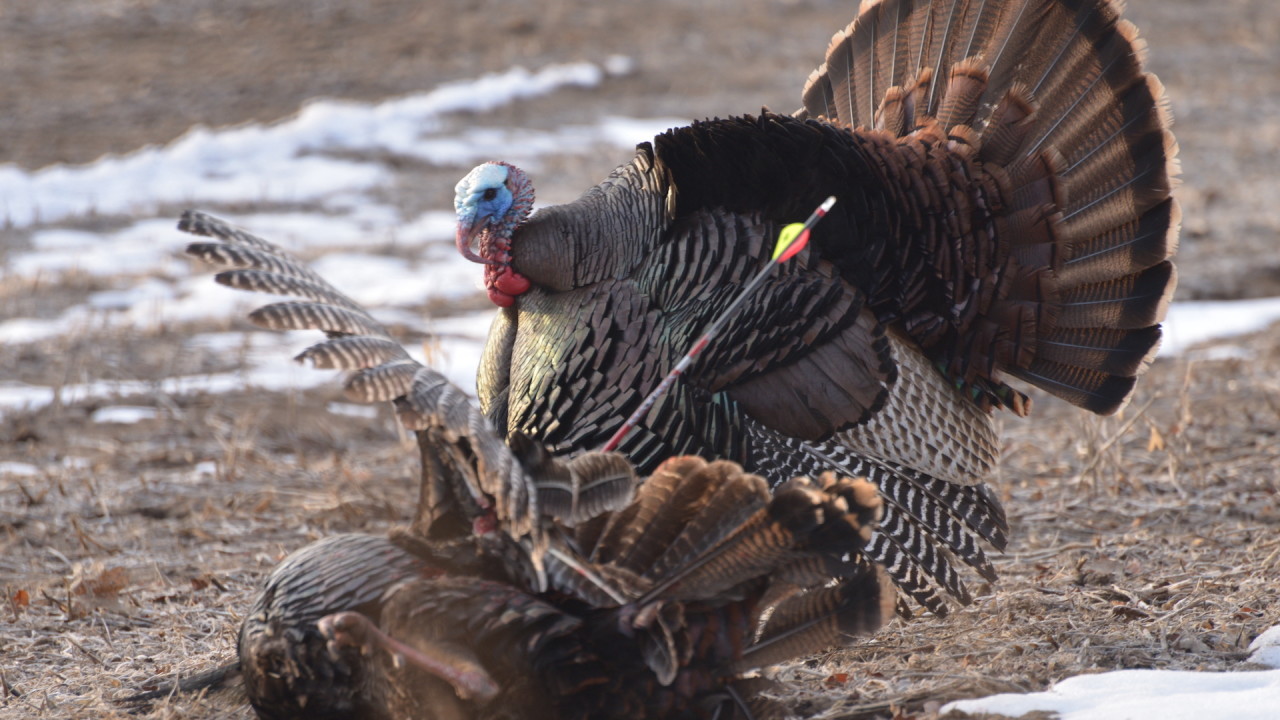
[453,161,535,307]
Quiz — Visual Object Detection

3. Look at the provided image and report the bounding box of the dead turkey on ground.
[453,0,1178,614]
[238,469,890,720]
[178,211,893,720]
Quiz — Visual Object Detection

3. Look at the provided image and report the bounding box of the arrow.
[600,195,837,452]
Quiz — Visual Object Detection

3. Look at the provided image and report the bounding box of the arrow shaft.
[599,196,836,453]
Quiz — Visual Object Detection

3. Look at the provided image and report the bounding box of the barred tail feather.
[801,0,1177,415]
[747,420,1006,615]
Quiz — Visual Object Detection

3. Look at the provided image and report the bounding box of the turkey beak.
[456,215,498,265]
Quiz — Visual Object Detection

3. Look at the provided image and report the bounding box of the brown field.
[2,1,1278,718]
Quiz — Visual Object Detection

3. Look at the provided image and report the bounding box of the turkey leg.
[317,611,500,703]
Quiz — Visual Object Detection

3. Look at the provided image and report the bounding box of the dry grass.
[2,384,421,719]
[3,321,1277,720]
[773,334,1280,718]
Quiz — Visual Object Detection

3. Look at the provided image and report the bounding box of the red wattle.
[493,268,531,296]
[484,263,530,307]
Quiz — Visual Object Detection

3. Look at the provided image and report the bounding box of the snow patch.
[0,462,41,477]
[91,406,159,424]
[945,666,1280,720]
[327,402,380,420]
[0,62,626,230]
[191,460,218,478]
[1160,298,1280,356]
[1250,626,1280,668]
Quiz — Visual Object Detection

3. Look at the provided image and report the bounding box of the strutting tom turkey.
[178,212,895,720]
[453,0,1178,614]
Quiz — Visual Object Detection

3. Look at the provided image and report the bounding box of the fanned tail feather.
[801,0,1177,415]
[544,457,888,609]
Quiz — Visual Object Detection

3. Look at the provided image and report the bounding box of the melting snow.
[0,61,663,229]
[1250,626,1280,668]
[1160,298,1280,356]
[945,660,1280,720]
[0,462,41,477]
[91,405,161,424]
[327,402,381,420]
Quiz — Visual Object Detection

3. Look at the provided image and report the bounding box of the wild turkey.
[179,211,893,719]
[240,468,889,720]
[453,0,1178,614]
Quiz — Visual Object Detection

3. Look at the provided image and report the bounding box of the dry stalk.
[1072,394,1160,485]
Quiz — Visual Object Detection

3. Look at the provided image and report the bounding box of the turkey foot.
[317,611,500,703]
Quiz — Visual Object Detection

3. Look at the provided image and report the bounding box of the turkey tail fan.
[802,0,1178,415]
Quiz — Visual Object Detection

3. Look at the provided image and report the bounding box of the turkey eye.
[482,188,498,201]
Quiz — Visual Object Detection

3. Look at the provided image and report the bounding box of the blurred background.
[2,0,1278,295]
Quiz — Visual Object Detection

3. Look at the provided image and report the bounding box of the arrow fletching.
[771,195,835,261]
[772,223,809,262]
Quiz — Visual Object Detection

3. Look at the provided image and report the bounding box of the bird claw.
[317,611,376,662]
[316,610,501,704]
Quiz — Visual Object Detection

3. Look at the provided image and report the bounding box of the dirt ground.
[2,1,1278,719]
